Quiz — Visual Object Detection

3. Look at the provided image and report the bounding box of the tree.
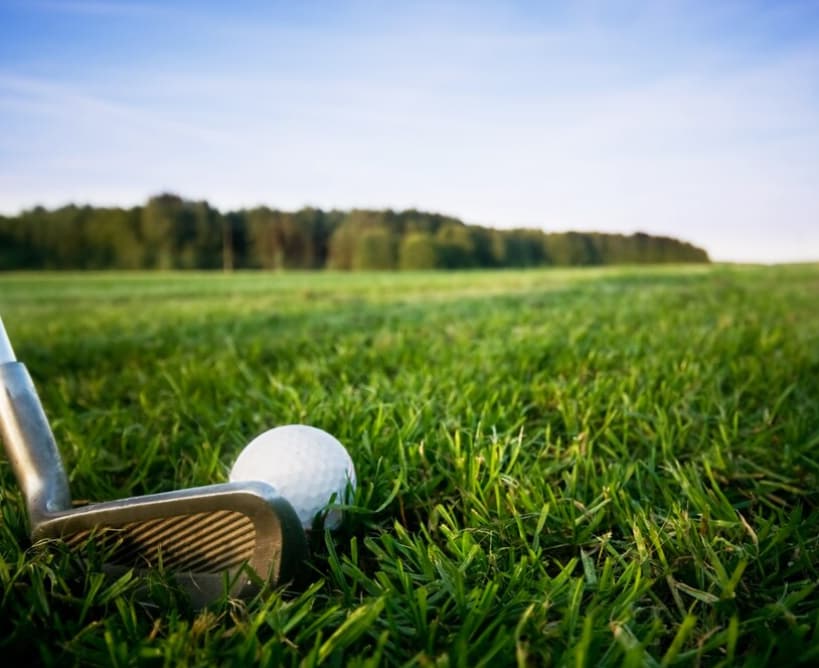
[352,226,398,270]
[503,229,549,267]
[140,194,184,269]
[328,210,385,270]
[435,223,476,268]
[399,231,439,269]
[545,232,599,266]
[245,207,282,269]
[83,206,141,269]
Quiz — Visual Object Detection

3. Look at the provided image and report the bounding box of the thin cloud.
[26,0,173,18]
[0,73,239,147]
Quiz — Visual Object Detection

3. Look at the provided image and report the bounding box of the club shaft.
[0,362,73,521]
[0,315,15,363]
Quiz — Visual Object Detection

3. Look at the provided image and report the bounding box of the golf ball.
[229,424,356,531]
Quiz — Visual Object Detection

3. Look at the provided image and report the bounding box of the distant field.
[1,264,819,666]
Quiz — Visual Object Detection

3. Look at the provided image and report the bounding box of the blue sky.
[1,1,818,263]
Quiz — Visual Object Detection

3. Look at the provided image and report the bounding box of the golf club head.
[0,329,309,607]
[33,481,308,607]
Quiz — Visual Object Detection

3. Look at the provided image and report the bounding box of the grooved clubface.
[63,509,257,573]
[29,482,309,606]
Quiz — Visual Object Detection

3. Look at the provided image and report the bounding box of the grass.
[1,263,819,666]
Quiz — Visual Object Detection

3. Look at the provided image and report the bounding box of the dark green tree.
[353,226,398,270]
[399,231,440,269]
[435,223,476,268]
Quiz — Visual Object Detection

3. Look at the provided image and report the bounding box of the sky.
[1,1,818,263]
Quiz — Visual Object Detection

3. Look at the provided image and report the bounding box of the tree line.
[0,193,709,271]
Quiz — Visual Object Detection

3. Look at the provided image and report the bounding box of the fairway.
[1,264,819,665]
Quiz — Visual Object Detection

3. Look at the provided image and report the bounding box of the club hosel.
[0,362,72,523]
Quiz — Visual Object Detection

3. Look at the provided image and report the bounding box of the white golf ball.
[229,424,356,531]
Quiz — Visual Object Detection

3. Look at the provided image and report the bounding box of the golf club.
[0,314,308,607]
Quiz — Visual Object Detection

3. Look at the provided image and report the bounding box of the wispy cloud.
[0,72,240,147]
[26,0,173,18]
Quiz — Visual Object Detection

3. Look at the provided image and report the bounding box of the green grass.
[1,264,819,666]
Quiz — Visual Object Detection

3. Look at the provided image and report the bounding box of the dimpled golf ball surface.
[229,425,356,530]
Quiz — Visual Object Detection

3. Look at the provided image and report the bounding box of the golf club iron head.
[0,317,308,606]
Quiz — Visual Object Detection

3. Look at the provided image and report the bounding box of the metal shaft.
[0,315,15,363]
[0,362,73,523]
